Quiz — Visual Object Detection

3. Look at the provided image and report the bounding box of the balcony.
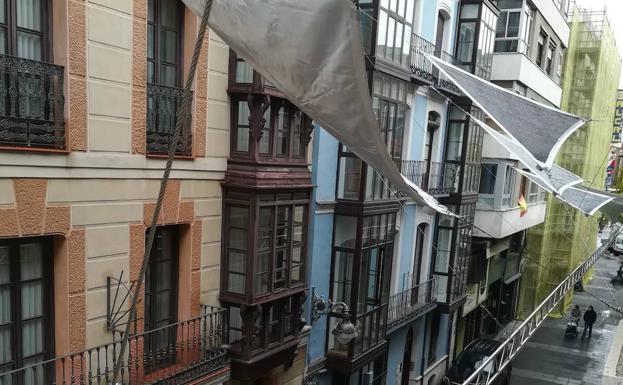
[146,83,192,156]
[400,160,458,196]
[0,306,229,385]
[0,55,65,149]
[409,35,462,95]
[387,278,437,332]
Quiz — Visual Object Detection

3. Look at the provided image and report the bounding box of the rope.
[111,1,214,382]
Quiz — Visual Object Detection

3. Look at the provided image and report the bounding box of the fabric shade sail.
[471,117,583,193]
[516,168,615,217]
[427,54,586,169]
[182,0,456,217]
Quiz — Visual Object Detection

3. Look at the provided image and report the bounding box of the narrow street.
[511,226,623,385]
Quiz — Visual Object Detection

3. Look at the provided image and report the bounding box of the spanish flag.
[518,195,528,217]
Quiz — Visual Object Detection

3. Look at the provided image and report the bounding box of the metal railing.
[410,34,436,82]
[0,306,228,385]
[401,160,458,195]
[461,226,621,385]
[0,54,65,149]
[146,83,193,156]
[434,50,462,95]
[387,278,436,331]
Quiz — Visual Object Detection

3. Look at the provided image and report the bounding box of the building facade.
[0,0,232,384]
[518,7,622,318]
[454,0,569,350]
[304,1,505,384]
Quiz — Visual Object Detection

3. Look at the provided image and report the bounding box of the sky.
[575,0,623,88]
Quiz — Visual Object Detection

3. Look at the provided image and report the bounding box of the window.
[234,57,254,83]
[556,51,563,82]
[494,10,520,52]
[0,0,48,60]
[144,226,179,371]
[376,0,413,67]
[147,0,182,86]
[226,206,248,294]
[0,238,53,385]
[546,42,555,75]
[427,312,441,366]
[232,97,306,158]
[528,181,539,203]
[502,166,516,207]
[337,146,363,200]
[479,163,497,194]
[536,31,546,67]
[256,195,307,293]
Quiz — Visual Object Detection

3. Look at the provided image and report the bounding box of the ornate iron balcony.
[0,306,228,385]
[410,34,436,83]
[387,278,437,332]
[401,160,458,196]
[433,50,463,95]
[0,55,65,149]
[146,83,192,156]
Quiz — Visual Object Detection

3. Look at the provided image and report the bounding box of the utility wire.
[111,2,214,383]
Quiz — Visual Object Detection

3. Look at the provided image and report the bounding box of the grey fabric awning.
[428,54,586,169]
[182,0,457,217]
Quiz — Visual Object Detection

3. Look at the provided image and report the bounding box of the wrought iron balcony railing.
[401,160,458,195]
[410,34,436,83]
[0,55,65,149]
[387,278,436,332]
[433,50,462,95]
[146,83,192,156]
[0,306,228,385]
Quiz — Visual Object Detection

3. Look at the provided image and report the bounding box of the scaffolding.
[518,6,622,319]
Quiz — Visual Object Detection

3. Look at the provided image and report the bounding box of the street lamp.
[311,287,359,345]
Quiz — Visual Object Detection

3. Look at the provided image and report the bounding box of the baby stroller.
[565,316,579,338]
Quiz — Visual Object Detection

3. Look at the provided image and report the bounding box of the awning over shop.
[182,0,457,217]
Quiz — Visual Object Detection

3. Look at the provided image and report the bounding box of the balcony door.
[144,226,179,372]
[0,237,53,385]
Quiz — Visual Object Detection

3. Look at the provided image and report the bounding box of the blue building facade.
[303,0,501,384]
[300,1,494,384]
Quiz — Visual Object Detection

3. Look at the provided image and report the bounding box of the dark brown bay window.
[146,0,192,155]
[0,0,65,150]
[0,237,53,385]
[222,190,309,302]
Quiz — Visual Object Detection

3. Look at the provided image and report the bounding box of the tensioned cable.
[111,1,214,383]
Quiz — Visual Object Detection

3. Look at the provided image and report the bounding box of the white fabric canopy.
[182,0,457,216]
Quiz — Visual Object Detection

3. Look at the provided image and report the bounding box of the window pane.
[236,102,250,152]
[457,22,476,63]
[155,291,171,321]
[0,246,8,285]
[496,12,507,38]
[235,60,254,83]
[276,107,289,155]
[159,0,179,29]
[385,17,395,60]
[16,32,41,61]
[0,326,11,364]
[17,0,41,31]
[376,10,388,57]
[148,0,154,22]
[479,164,497,194]
[20,243,42,281]
[259,105,271,154]
[160,30,178,64]
[0,0,5,24]
[507,12,520,37]
[21,282,42,319]
[21,319,43,357]
[337,156,362,200]
[461,4,479,18]
[227,273,245,294]
[290,266,302,284]
[147,24,155,60]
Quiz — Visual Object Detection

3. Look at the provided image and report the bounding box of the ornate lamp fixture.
[311,287,359,345]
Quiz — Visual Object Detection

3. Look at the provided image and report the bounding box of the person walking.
[582,306,597,338]
[571,305,581,323]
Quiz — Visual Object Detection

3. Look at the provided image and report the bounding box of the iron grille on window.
[0,55,65,149]
[146,83,192,155]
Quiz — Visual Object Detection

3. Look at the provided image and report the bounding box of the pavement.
[510,225,623,385]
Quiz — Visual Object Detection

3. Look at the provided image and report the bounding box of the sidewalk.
[510,228,623,385]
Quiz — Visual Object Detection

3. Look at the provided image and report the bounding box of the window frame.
[0,236,54,381]
[0,0,51,61]
[147,0,184,87]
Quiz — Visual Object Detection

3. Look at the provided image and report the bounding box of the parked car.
[614,235,623,256]
[442,339,511,385]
